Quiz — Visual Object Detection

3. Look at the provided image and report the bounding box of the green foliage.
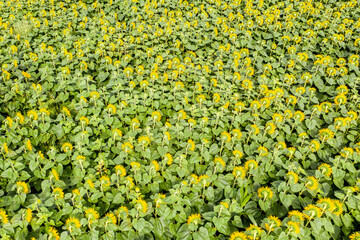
[1,0,360,239]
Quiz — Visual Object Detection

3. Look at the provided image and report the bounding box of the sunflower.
[293,111,305,122]
[318,163,332,177]
[235,102,246,112]
[250,100,261,110]
[245,224,263,239]
[130,162,141,169]
[125,177,134,189]
[16,112,25,124]
[233,150,243,159]
[258,85,268,95]
[319,129,334,142]
[221,131,231,142]
[213,93,220,103]
[258,146,268,156]
[288,210,304,222]
[317,198,335,212]
[51,169,59,180]
[242,79,253,90]
[86,180,95,189]
[303,204,322,220]
[284,110,293,119]
[62,107,71,117]
[190,174,199,184]
[111,129,122,139]
[350,232,360,240]
[5,116,13,128]
[22,71,31,78]
[114,165,126,177]
[107,104,116,114]
[25,208,32,223]
[229,231,248,240]
[199,175,210,187]
[151,111,162,121]
[187,139,196,151]
[230,130,241,141]
[332,200,343,216]
[287,95,297,105]
[265,122,276,134]
[272,113,283,123]
[214,157,226,168]
[320,102,332,113]
[260,98,271,108]
[117,206,129,218]
[295,87,305,95]
[2,142,9,154]
[287,221,300,234]
[264,216,281,232]
[334,94,347,105]
[48,227,60,240]
[62,143,73,152]
[16,181,29,194]
[276,141,287,150]
[187,213,201,225]
[245,160,258,171]
[309,140,320,152]
[305,176,319,191]
[258,187,273,200]
[138,136,151,145]
[150,161,159,172]
[72,189,80,196]
[85,208,100,223]
[100,175,110,187]
[122,142,134,153]
[90,91,100,99]
[27,110,38,120]
[196,94,206,103]
[104,213,117,225]
[347,111,358,120]
[286,171,299,184]
[340,147,354,158]
[250,124,260,135]
[0,209,9,224]
[66,217,81,231]
[136,199,148,213]
[233,166,246,179]
[53,187,64,199]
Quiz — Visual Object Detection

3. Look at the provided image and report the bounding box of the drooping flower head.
[85,208,100,223]
[0,209,9,224]
[258,187,273,200]
[187,213,201,225]
[264,216,281,232]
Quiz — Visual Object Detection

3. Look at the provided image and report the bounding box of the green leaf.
[133,218,146,232]
[209,144,219,155]
[213,217,230,235]
[342,214,353,228]
[279,192,295,209]
[154,218,165,236]
[113,193,124,204]
[322,218,334,234]
[90,192,103,202]
[193,227,209,240]
[97,71,110,81]
[204,186,214,201]
[52,124,64,139]
[177,224,191,240]
[305,119,317,130]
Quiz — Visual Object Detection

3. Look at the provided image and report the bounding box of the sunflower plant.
[1,0,360,239]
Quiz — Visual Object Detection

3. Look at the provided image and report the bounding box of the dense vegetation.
[1,0,360,239]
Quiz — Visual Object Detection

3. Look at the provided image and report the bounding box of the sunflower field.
[1,0,360,239]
